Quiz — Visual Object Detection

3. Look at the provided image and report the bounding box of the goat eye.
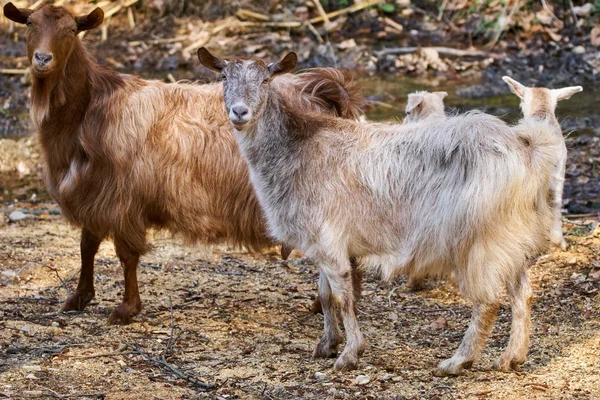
[221,75,227,81]
[262,78,269,84]
[26,21,32,27]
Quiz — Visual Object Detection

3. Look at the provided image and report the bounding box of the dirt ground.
[0,138,599,400]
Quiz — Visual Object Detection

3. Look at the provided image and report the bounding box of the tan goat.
[503,76,583,251]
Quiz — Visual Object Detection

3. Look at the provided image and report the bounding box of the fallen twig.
[45,266,71,297]
[1,68,28,75]
[308,0,384,24]
[119,337,215,390]
[375,46,503,59]
[116,299,214,390]
[72,343,129,360]
[236,9,270,21]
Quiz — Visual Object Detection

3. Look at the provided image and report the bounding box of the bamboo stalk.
[308,0,384,24]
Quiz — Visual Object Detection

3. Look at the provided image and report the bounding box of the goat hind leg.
[436,302,499,376]
[63,229,102,312]
[494,271,532,371]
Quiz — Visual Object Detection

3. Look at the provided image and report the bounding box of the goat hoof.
[108,302,141,325]
[333,350,359,371]
[313,337,340,359]
[493,355,525,372]
[435,357,470,376]
[62,290,95,312]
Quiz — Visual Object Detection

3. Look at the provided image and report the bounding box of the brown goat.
[4,3,365,324]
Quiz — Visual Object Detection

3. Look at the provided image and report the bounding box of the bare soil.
[0,139,599,400]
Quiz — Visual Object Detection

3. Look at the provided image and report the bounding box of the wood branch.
[374,46,504,59]
[313,0,331,25]
[1,68,28,75]
[236,9,270,21]
[383,17,403,33]
[127,7,135,29]
[239,21,302,29]
[308,0,384,24]
[72,344,129,360]
[304,21,324,44]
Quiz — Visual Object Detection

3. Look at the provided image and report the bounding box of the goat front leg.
[63,229,103,312]
[313,271,343,358]
[436,302,499,376]
[314,257,365,371]
[494,270,532,371]
[311,258,362,315]
[108,240,143,325]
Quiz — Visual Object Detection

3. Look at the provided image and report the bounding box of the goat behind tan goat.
[404,91,447,123]
[503,76,582,250]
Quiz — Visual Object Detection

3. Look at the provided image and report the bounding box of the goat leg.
[108,240,143,325]
[436,302,499,376]
[494,270,532,371]
[312,258,362,315]
[312,271,343,358]
[63,229,102,312]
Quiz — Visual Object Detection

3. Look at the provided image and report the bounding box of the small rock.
[382,373,395,381]
[567,256,578,265]
[572,46,585,55]
[22,391,43,398]
[1,270,17,278]
[51,321,60,328]
[22,365,42,372]
[395,0,411,8]
[314,371,327,381]
[25,373,38,380]
[572,3,593,17]
[338,38,357,50]
[117,360,127,367]
[354,374,370,385]
[8,211,27,222]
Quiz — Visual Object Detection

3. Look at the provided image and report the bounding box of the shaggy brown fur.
[4,3,364,324]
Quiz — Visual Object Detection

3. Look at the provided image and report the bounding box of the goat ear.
[3,2,33,24]
[406,94,424,113]
[197,47,227,72]
[552,86,583,101]
[502,76,526,99]
[268,52,297,77]
[433,91,448,100]
[76,7,104,31]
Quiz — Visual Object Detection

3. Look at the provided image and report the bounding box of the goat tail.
[293,68,367,120]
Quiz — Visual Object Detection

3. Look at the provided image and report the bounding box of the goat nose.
[232,105,249,118]
[34,51,53,65]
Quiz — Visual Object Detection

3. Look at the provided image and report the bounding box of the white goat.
[503,77,583,251]
[199,48,562,375]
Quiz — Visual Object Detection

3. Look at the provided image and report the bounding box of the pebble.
[8,211,27,222]
[25,373,38,380]
[382,373,395,381]
[572,46,585,55]
[354,374,370,385]
[22,365,42,372]
[51,321,60,328]
[1,270,17,278]
[314,371,327,381]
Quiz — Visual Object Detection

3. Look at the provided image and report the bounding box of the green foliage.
[379,3,395,13]
[339,0,349,7]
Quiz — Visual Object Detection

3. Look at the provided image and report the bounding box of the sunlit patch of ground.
[0,205,599,399]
